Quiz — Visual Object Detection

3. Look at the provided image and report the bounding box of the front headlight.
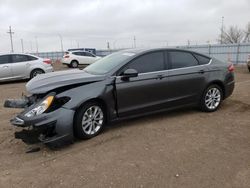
[24,96,54,117]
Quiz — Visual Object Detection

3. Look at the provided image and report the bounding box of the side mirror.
[121,69,138,80]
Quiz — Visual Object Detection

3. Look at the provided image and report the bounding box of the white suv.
[61,51,101,68]
[0,53,53,82]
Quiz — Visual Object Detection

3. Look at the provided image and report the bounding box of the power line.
[7,26,14,52]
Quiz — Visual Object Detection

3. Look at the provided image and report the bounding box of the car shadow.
[0,79,28,85]
[105,106,197,132]
[16,106,198,151]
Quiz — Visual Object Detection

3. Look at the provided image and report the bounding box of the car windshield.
[84,51,136,75]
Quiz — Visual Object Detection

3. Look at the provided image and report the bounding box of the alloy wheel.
[205,87,221,110]
[81,106,104,135]
[32,70,43,78]
[71,61,78,68]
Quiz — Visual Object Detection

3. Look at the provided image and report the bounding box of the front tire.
[74,102,106,139]
[200,84,223,112]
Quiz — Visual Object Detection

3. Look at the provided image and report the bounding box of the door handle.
[3,65,9,68]
[156,74,164,79]
[199,70,205,74]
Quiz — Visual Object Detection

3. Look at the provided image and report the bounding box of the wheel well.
[71,60,79,64]
[30,68,45,78]
[207,81,225,99]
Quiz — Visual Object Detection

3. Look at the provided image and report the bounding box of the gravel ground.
[0,63,249,188]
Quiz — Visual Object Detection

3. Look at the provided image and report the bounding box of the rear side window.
[72,52,81,56]
[11,55,29,63]
[126,52,164,74]
[0,55,10,64]
[84,52,95,57]
[27,55,38,61]
[193,54,211,65]
[169,51,198,69]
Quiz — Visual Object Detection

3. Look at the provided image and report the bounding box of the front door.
[115,51,168,117]
[0,55,12,80]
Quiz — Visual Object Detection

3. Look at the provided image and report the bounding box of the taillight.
[228,64,234,72]
[43,59,52,64]
[64,55,70,58]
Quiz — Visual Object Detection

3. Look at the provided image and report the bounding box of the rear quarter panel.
[206,58,234,98]
[29,59,52,76]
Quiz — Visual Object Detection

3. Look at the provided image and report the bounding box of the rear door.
[166,50,208,105]
[82,52,96,64]
[0,55,12,80]
[85,52,97,64]
[115,51,168,117]
[72,52,85,64]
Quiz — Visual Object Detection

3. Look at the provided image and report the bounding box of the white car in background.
[61,51,101,68]
[0,53,53,82]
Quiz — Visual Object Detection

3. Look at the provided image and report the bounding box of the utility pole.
[30,41,33,52]
[133,36,136,48]
[107,42,110,50]
[58,34,64,52]
[35,36,39,54]
[220,16,224,44]
[7,26,14,52]
[21,39,24,53]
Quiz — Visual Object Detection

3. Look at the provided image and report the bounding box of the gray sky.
[0,0,249,52]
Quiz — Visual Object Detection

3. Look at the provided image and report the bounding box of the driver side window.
[123,52,164,74]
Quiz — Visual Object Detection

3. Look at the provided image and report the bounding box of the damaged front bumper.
[6,98,75,144]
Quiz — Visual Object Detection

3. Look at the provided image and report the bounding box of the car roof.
[0,53,40,58]
[0,52,35,55]
[120,47,211,58]
[68,50,92,53]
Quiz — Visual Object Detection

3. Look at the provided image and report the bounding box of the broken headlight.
[24,95,54,117]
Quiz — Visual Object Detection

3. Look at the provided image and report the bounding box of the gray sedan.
[5,48,235,145]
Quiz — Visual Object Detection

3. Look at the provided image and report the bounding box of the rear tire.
[200,84,223,112]
[30,69,45,79]
[248,66,250,72]
[74,102,106,139]
[71,60,79,68]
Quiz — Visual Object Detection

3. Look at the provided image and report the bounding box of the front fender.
[56,78,117,119]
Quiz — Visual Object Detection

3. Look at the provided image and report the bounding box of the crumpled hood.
[26,69,106,94]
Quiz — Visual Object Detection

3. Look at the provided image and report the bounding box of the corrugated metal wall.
[31,51,64,61]
[32,43,250,64]
[179,43,250,64]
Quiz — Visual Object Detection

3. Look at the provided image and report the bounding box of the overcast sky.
[0,0,249,53]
